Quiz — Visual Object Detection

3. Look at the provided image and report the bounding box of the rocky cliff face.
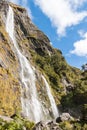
[0,0,87,128]
[0,0,21,116]
[0,0,59,121]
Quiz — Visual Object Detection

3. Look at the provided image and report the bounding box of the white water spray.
[6,6,43,123]
[42,75,59,118]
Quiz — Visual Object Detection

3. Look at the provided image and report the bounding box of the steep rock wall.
[0,0,86,122]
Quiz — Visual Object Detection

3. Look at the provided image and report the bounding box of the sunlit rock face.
[0,0,21,117]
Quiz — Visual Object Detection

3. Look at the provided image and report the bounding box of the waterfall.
[6,6,59,122]
[6,6,43,123]
[42,75,59,119]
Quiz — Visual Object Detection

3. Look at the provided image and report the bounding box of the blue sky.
[9,0,87,69]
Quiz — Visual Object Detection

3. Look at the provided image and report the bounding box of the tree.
[82,64,87,71]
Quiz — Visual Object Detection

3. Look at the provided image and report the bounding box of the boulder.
[0,115,13,122]
[56,113,73,123]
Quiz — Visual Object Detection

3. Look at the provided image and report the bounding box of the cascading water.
[42,75,59,119]
[6,6,43,123]
[6,5,59,122]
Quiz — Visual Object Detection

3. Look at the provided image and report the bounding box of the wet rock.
[33,121,45,130]
[33,121,61,130]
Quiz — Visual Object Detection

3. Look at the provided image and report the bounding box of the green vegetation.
[61,71,87,122]
[30,45,81,103]
[59,121,73,130]
[30,48,66,102]
[59,120,87,130]
[29,37,87,126]
[0,115,35,130]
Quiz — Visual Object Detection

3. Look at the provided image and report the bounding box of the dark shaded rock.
[33,121,62,130]
[33,121,45,130]
[82,104,87,121]
[10,113,17,118]
[56,117,62,123]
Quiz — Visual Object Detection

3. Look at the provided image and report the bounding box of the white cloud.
[34,0,87,37]
[9,0,32,19]
[68,0,87,9]
[70,32,87,56]
[78,30,85,38]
